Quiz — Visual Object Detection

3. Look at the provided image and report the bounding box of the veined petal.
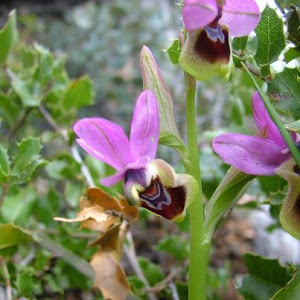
[182,0,218,31]
[220,0,261,37]
[252,92,288,147]
[130,90,159,160]
[252,91,267,131]
[212,133,290,175]
[100,170,127,187]
[74,118,134,170]
[101,157,151,187]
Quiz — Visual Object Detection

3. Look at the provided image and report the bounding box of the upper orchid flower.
[74,90,196,221]
[179,0,261,80]
[212,92,299,176]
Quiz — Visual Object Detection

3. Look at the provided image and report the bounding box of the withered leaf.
[90,251,131,300]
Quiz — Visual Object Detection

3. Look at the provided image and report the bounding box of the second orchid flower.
[179,0,261,80]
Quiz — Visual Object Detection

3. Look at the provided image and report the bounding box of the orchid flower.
[212,92,299,176]
[74,90,196,221]
[179,0,261,80]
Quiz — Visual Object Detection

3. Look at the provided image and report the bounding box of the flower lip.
[195,26,230,63]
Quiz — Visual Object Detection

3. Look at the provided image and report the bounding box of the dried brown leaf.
[90,251,131,300]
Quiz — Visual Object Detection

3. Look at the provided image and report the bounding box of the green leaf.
[63,76,94,110]
[32,232,95,280]
[204,167,254,239]
[239,275,281,300]
[0,92,21,127]
[1,186,37,225]
[159,131,187,162]
[272,269,300,300]
[232,36,248,53]
[11,137,45,184]
[286,119,300,132]
[254,6,285,66]
[239,253,293,300]
[11,72,42,107]
[0,10,18,66]
[155,235,189,260]
[166,38,181,64]
[64,181,84,207]
[16,267,34,298]
[284,47,300,62]
[138,257,164,286]
[0,143,10,183]
[140,46,184,149]
[33,43,55,86]
[0,223,32,250]
[244,253,292,286]
[268,68,300,119]
[286,5,300,47]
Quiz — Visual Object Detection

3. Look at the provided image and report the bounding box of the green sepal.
[140,46,185,154]
[166,38,181,64]
[275,159,300,240]
[204,167,254,241]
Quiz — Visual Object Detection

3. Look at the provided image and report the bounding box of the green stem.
[185,73,209,300]
[242,62,300,170]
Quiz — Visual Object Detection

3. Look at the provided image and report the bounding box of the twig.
[124,231,158,300]
[1,259,12,300]
[71,145,95,187]
[6,107,34,140]
[146,260,189,294]
[169,282,180,300]
[38,104,95,187]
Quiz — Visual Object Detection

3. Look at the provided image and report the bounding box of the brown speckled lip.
[140,177,186,220]
[194,27,230,64]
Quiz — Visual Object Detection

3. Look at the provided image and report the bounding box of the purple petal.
[220,0,261,37]
[101,156,151,187]
[252,91,267,131]
[74,118,134,170]
[252,92,286,147]
[182,0,218,31]
[100,170,126,187]
[130,90,159,160]
[212,133,290,175]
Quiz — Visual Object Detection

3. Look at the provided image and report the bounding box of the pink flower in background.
[179,0,261,80]
[212,92,298,175]
[182,0,261,36]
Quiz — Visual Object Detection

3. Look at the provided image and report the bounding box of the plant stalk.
[185,73,209,300]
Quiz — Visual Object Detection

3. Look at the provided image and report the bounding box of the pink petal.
[220,0,261,37]
[252,91,267,131]
[252,92,287,148]
[130,90,159,160]
[212,133,290,175]
[182,0,218,31]
[100,170,126,187]
[74,118,134,170]
[100,156,151,187]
